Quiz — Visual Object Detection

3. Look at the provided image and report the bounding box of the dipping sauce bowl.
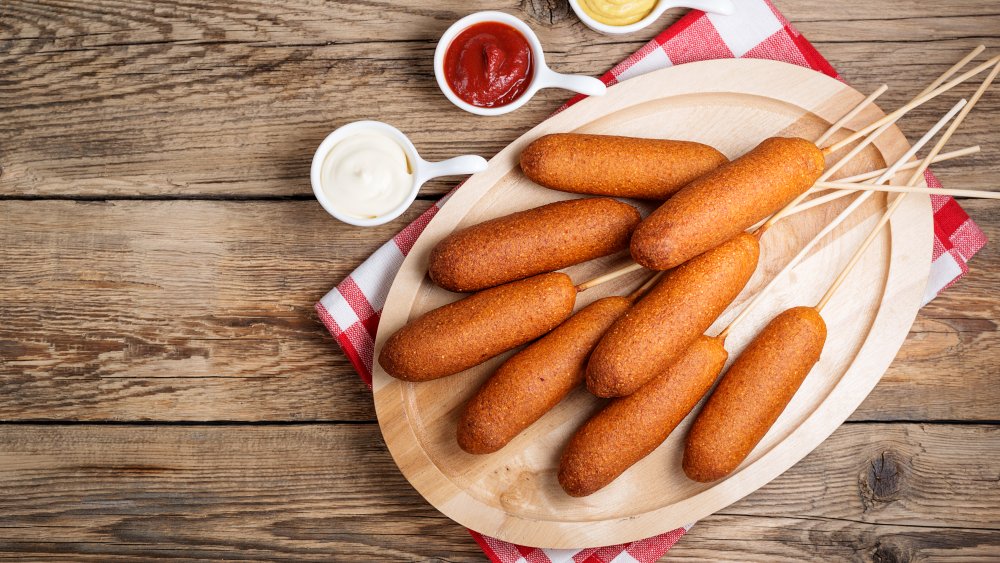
[570,0,735,35]
[311,120,487,227]
[435,11,607,116]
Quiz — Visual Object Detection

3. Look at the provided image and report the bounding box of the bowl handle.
[538,67,608,97]
[414,155,489,186]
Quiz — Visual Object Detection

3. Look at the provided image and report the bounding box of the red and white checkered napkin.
[315,1,987,560]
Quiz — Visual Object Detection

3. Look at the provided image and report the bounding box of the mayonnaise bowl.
[311,121,488,227]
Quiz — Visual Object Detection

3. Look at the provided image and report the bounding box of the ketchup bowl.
[311,121,487,227]
[434,11,607,116]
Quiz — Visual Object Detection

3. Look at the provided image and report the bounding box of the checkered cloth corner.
[469,525,690,563]
[314,1,987,560]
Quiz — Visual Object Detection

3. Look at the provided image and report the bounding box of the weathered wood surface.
[0,1,998,197]
[0,424,995,561]
[2,0,998,559]
[0,199,435,422]
[0,199,995,422]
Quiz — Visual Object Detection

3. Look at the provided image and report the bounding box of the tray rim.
[371,58,933,548]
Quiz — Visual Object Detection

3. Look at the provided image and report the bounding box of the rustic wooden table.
[1,1,998,560]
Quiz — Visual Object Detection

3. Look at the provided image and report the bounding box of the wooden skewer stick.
[814,84,888,147]
[814,196,911,312]
[820,46,985,156]
[834,146,980,184]
[574,57,994,295]
[814,181,1000,200]
[894,61,997,190]
[576,263,644,292]
[915,44,986,98]
[764,146,982,224]
[758,111,907,234]
[792,186,917,218]
[716,100,967,341]
[821,53,999,154]
[817,62,998,313]
[761,49,990,234]
[788,146,982,215]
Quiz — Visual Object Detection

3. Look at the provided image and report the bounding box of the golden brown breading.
[631,137,825,270]
[379,273,577,382]
[520,133,728,200]
[587,233,759,398]
[683,306,827,482]
[428,197,641,293]
[457,296,630,455]
[559,335,728,497]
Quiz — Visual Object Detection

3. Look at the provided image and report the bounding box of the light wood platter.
[371,59,933,548]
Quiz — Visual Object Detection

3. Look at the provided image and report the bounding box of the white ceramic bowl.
[569,0,735,35]
[434,11,607,116]
[310,120,487,227]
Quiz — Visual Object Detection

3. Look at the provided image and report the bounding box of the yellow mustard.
[578,0,657,26]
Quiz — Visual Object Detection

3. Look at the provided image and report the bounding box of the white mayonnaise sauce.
[320,131,413,219]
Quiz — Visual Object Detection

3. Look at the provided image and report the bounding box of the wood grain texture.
[0,1,997,197]
[0,199,994,422]
[0,423,995,561]
[2,0,998,558]
[0,199,437,422]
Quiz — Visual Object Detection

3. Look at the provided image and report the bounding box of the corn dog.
[631,137,825,270]
[429,198,641,292]
[683,306,827,482]
[559,336,728,496]
[587,233,759,397]
[457,296,630,454]
[379,273,576,382]
[520,133,728,199]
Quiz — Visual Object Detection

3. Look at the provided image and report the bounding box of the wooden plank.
[1,1,997,197]
[2,2,995,559]
[675,515,999,562]
[1,199,996,422]
[0,423,994,560]
[855,200,1000,422]
[0,199,429,422]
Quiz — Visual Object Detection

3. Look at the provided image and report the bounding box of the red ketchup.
[444,21,533,108]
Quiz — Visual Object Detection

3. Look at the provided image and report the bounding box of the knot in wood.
[859,450,903,511]
[521,0,572,25]
[872,540,909,563]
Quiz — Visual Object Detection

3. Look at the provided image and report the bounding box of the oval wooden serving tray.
[371,59,932,548]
